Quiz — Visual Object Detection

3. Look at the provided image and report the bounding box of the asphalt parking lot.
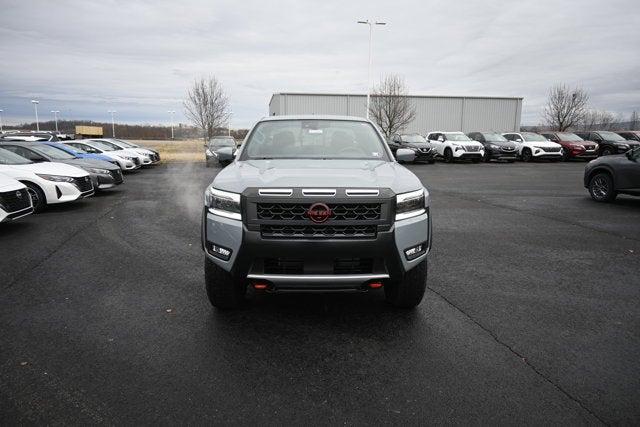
[1,160,638,424]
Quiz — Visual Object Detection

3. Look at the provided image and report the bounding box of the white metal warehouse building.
[269,93,523,133]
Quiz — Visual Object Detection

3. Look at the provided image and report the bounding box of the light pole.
[108,110,116,137]
[51,110,60,132]
[357,19,386,119]
[228,111,233,137]
[0,109,4,133]
[168,110,175,139]
[31,100,40,131]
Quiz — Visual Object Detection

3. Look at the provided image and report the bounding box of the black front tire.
[204,257,247,309]
[385,260,427,308]
[22,181,46,212]
[562,149,571,161]
[602,147,614,156]
[521,148,533,162]
[588,172,617,202]
[443,148,453,163]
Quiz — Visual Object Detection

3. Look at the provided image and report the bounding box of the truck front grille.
[0,188,31,212]
[257,203,381,222]
[261,224,377,239]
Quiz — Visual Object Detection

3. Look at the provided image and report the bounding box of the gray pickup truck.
[201,115,432,309]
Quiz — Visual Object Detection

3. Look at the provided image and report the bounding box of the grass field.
[131,139,205,162]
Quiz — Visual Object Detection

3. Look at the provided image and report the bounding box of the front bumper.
[43,180,94,204]
[487,148,517,160]
[453,151,483,159]
[90,169,124,190]
[532,148,562,158]
[202,208,431,292]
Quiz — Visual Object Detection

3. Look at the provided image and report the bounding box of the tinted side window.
[3,146,45,161]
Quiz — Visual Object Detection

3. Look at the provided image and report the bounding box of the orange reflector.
[253,282,269,290]
[368,282,383,289]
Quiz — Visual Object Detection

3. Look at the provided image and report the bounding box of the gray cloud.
[0,0,638,128]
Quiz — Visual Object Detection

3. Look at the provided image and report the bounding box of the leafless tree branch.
[183,76,231,141]
[542,84,589,131]
[368,74,415,137]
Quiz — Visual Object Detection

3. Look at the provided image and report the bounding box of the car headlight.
[205,187,241,220]
[453,145,465,151]
[618,144,630,149]
[395,189,426,221]
[118,155,134,161]
[36,174,74,183]
[205,149,213,156]
[489,144,500,149]
[84,167,110,174]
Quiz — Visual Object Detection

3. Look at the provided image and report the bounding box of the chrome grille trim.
[301,188,336,196]
[345,189,380,197]
[258,188,293,196]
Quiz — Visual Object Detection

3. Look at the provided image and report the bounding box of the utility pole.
[357,19,386,119]
[31,100,40,131]
[168,110,175,139]
[108,110,116,137]
[0,109,4,132]
[51,110,60,132]
[228,111,233,137]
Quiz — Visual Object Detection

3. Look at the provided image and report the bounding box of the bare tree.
[542,84,589,131]
[629,111,639,130]
[580,109,619,131]
[368,74,416,137]
[184,76,231,141]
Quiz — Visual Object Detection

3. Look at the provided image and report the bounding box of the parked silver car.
[205,137,237,167]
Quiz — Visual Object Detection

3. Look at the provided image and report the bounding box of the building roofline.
[270,92,524,103]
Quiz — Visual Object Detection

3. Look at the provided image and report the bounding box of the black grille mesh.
[261,224,377,239]
[0,188,31,212]
[257,203,381,222]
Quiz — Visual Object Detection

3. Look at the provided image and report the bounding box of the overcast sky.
[1,0,638,128]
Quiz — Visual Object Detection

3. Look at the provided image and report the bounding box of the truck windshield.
[242,120,389,161]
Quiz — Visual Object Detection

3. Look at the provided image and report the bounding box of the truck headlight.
[395,189,426,221]
[36,174,74,183]
[205,187,241,220]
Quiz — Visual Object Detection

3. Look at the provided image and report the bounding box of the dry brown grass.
[130,139,206,162]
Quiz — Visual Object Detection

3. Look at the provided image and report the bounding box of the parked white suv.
[426,131,485,163]
[502,132,563,162]
[0,147,94,211]
[88,138,158,165]
[64,140,141,171]
[0,173,34,222]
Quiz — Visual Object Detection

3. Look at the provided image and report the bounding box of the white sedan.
[85,138,154,166]
[98,138,160,164]
[0,173,34,222]
[0,147,94,211]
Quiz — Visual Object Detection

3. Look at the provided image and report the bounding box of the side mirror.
[515,138,522,142]
[437,136,444,142]
[396,148,415,162]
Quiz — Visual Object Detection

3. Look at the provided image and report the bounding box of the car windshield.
[482,133,507,142]
[522,133,548,142]
[446,133,471,141]
[242,119,389,161]
[88,141,116,151]
[64,144,87,153]
[402,134,426,143]
[210,139,235,148]
[0,147,33,164]
[556,133,583,142]
[598,131,626,141]
[113,139,137,148]
[34,144,76,160]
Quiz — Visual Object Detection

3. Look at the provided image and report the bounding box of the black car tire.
[521,148,533,162]
[428,159,435,164]
[385,259,427,308]
[472,158,481,163]
[562,149,571,162]
[602,147,614,156]
[483,150,491,162]
[443,148,453,163]
[588,172,617,202]
[205,257,246,309]
[22,181,46,212]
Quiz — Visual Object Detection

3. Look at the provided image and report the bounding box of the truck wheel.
[522,148,533,162]
[385,259,427,308]
[443,148,453,163]
[589,172,617,202]
[22,181,46,212]
[204,257,246,309]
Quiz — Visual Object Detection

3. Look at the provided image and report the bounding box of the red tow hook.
[252,282,270,291]
[368,281,384,289]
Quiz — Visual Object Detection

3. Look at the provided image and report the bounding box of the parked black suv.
[388,134,435,163]
[584,147,640,202]
[575,131,639,156]
[466,132,517,162]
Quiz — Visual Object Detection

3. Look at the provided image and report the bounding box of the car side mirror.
[396,148,415,162]
[437,137,444,142]
[515,138,522,142]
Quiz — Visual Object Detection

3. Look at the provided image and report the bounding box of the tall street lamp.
[228,111,233,137]
[51,110,60,132]
[108,110,117,137]
[357,19,386,119]
[31,100,40,131]
[168,110,175,139]
[0,109,4,133]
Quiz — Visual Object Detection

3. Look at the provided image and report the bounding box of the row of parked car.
[387,130,640,163]
[0,132,160,223]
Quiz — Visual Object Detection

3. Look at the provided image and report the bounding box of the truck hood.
[212,159,424,194]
